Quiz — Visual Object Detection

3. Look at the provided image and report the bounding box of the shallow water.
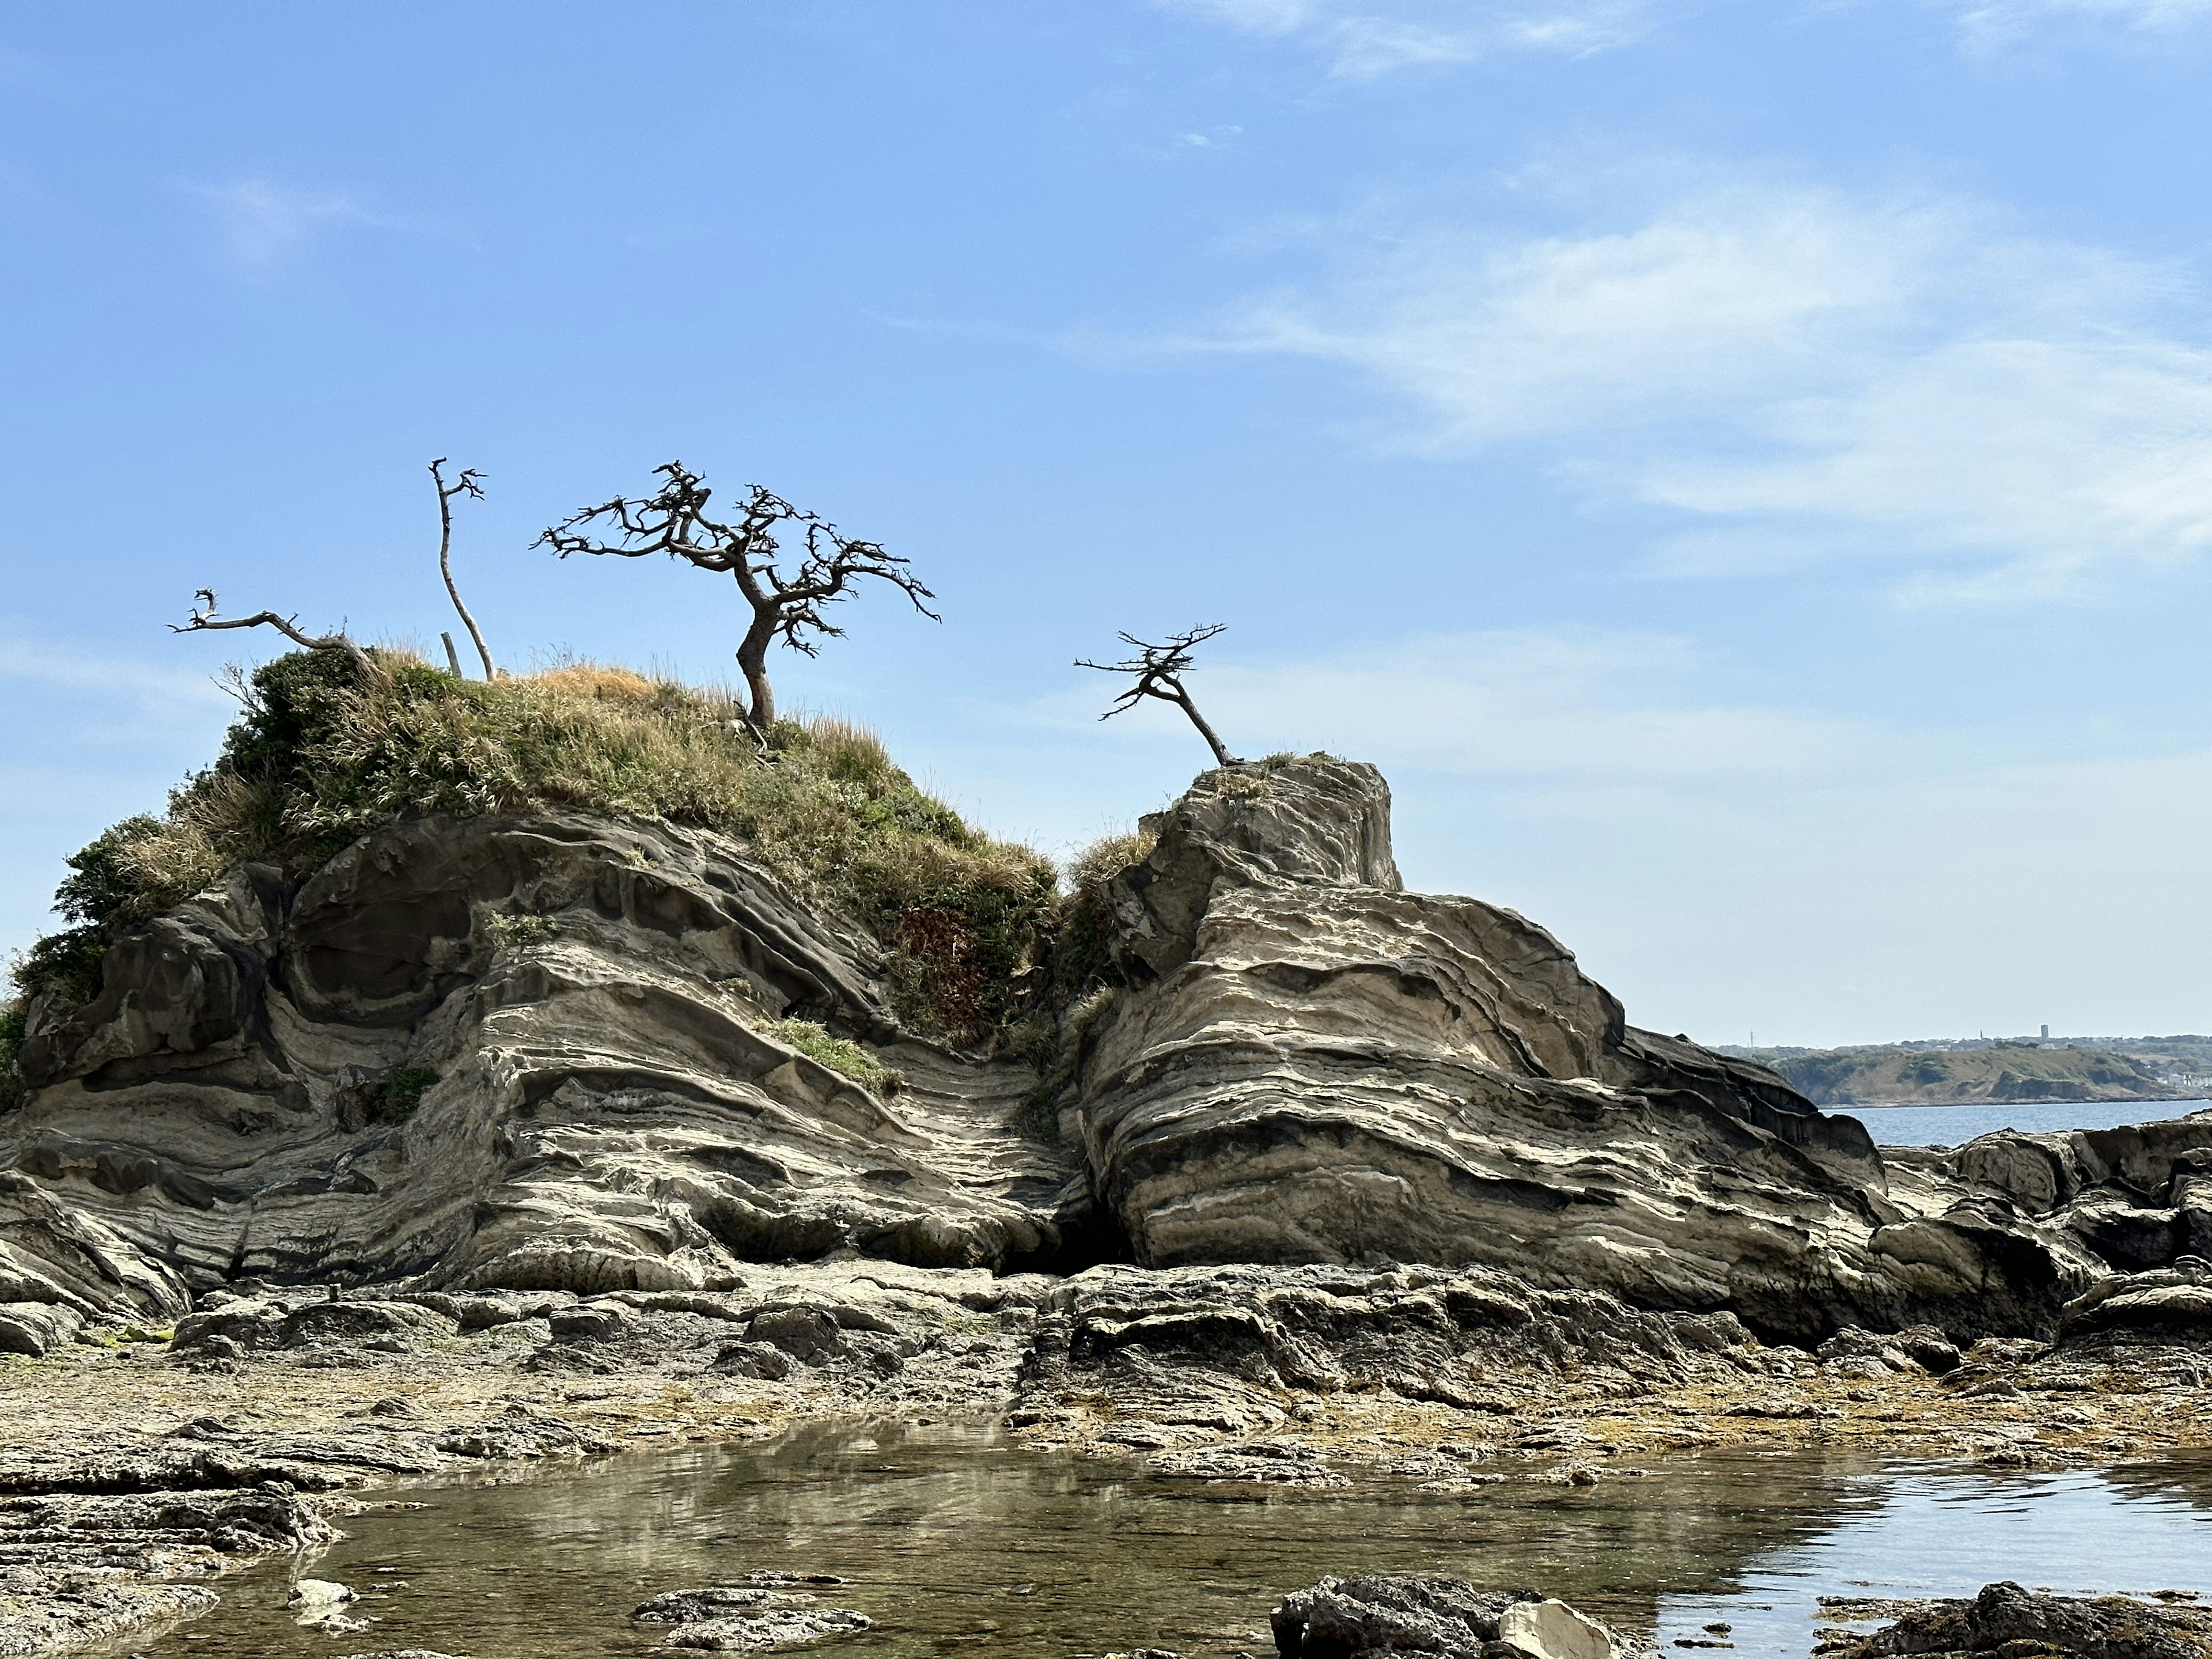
[1838,1097,2210,1148]
[141,1425,2212,1658]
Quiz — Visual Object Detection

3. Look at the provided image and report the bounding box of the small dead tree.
[171,589,372,675]
[1077,624,1241,768]
[538,461,937,732]
[430,458,496,679]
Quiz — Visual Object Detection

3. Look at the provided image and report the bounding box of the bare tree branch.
[538,460,937,729]
[1076,624,1241,768]
[430,458,496,679]
[171,589,373,676]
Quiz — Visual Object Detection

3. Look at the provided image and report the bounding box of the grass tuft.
[766,1017,902,1096]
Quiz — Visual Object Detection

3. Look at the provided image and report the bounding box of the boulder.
[0,1298,82,1356]
[632,1583,869,1652]
[1269,1575,1633,1659]
[1499,1599,1614,1659]
[1822,1580,2212,1659]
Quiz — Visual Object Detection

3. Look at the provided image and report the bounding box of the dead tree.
[431,458,495,679]
[171,589,372,675]
[539,461,936,731]
[1077,624,1241,768]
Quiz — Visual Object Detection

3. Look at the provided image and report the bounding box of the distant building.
[2041,1024,2050,1040]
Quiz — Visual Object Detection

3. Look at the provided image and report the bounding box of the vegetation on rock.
[0,998,24,1113]
[764,1017,903,1096]
[9,649,1063,1046]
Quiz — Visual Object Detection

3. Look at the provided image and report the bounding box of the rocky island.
[3,655,2210,1657]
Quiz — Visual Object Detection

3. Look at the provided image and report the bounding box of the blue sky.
[3,1,2209,1047]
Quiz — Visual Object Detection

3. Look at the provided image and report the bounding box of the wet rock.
[1819,1578,2212,1658]
[633,1582,870,1652]
[0,1570,218,1655]
[1269,1574,1635,1659]
[292,1576,365,1631]
[1012,1261,1782,1440]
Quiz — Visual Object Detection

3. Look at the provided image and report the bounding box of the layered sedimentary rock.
[1071,760,2133,1342]
[2,813,1076,1326]
[2,756,2205,1347]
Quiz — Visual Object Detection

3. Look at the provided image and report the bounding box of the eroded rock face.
[1070,761,2100,1342]
[0,758,2189,1346]
[1,812,1078,1319]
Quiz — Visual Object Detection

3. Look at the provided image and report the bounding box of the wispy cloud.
[184,179,389,279]
[1206,170,2212,602]
[0,634,234,718]
[1938,0,2212,51]
[1158,0,1671,75]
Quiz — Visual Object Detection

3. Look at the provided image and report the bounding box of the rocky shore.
[5,752,2211,1653]
[4,1255,2211,1653]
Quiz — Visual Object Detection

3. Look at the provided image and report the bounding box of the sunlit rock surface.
[2,756,2206,1346]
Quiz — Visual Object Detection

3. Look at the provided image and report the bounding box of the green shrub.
[377,1067,440,1119]
[0,998,25,1113]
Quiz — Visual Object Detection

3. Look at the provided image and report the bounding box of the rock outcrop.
[1,756,2203,1348]
[2,812,1079,1325]
[1069,760,2118,1342]
[1818,1581,2212,1659]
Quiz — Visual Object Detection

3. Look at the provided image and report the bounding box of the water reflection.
[137,1426,2212,1659]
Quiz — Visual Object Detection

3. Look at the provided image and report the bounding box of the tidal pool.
[141,1425,2212,1658]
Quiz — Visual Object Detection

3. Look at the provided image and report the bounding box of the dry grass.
[15,649,1061,1043]
[1067,828,1157,895]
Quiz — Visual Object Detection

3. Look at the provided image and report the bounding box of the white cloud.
[185,179,385,278]
[1159,0,1669,74]
[1941,0,2212,50]
[1213,175,2212,600]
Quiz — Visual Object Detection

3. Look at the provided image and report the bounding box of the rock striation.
[2,812,1078,1327]
[2,756,2207,1349]
[1070,760,2133,1342]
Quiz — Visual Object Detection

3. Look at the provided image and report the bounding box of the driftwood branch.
[1077,624,1240,768]
[170,589,373,675]
[430,458,495,679]
[538,460,937,729]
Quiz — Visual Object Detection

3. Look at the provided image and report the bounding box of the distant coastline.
[1719,1035,2212,1109]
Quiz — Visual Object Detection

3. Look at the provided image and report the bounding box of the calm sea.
[1836,1098,2212,1149]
